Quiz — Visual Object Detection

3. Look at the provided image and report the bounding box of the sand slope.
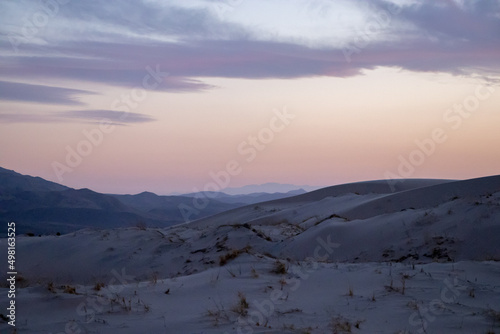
[1,176,499,333]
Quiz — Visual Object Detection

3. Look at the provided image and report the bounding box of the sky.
[0,0,499,195]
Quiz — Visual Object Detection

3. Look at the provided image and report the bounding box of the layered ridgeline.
[0,167,307,235]
[6,175,499,284]
[0,175,499,333]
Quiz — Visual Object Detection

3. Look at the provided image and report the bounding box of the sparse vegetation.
[251,227,272,241]
[206,306,228,327]
[136,221,147,230]
[407,300,419,310]
[63,285,77,294]
[279,277,287,290]
[231,292,249,316]
[47,282,56,293]
[7,170,500,332]
[210,271,221,285]
[385,277,406,295]
[401,275,407,295]
[219,246,251,266]
[315,213,350,226]
[486,308,500,322]
[330,315,361,333]
[225,266,237,278]
[150,271,159,285]
[219,251,238,266]
[206,298,230,326]
[271,260,287,275]
[251,267,259,278]
[347,285,354,297]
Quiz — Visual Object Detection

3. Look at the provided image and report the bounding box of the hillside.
[1,176,498,333]
[0,168,238,234]
[0,167,69,193]
[0,167,309,235]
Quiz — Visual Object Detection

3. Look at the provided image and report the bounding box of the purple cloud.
[63,109,156,124]
[0,0,498,100]
[0,109,155,125]
[0,81,95,105]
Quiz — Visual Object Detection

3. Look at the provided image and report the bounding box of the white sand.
[1,176,499,333]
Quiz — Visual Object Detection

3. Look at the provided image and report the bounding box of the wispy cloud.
[0,0,498,97]
[0,109,156,125]
[0,81,95,105]
[0,113,58,124]
[63,109,156,124]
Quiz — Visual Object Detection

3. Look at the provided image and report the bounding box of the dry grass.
[271,260,287,275]
[251,267,259,278]
[93,282,105,291]
[330,315,352,333]
[219,246,251,266]
[232,292,249,316]
[150,271,159,285]
[47,282,56,293]
[330,315,362,333]
[63,285,77,294]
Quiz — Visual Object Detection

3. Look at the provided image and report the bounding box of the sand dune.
[1,176,499,333]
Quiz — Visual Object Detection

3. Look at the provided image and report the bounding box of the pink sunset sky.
[1,0,499,195]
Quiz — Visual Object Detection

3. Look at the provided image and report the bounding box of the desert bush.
[232,292,249,316]
[206,303,229,327]
[271,260,287,275]
[63,285,77,294]
[330,315,352,333]
[47,282,56,293]
[219,246,251,266]
[93,282,105,291]
[347,285,354,297]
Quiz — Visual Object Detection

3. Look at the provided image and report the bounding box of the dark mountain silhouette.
[0,167,307,235]
[0,167,69,193]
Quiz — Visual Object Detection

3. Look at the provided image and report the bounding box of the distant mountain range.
[0,167,309,235]
[175,182,321,195]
